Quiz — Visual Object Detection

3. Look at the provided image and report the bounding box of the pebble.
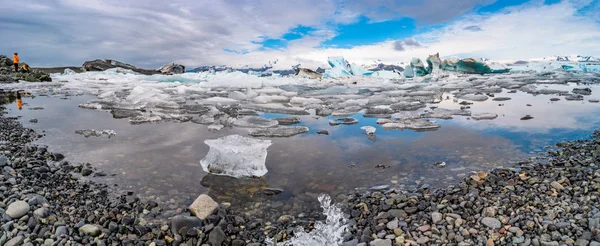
[5,200,30,219]
[431,212,442,224]
[481,217,501,229]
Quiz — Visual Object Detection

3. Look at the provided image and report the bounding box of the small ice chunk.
[78,103,103,109]
[248,126,309,137]
[75,129,116,138]
[252,95,289,104]
[191,115,216,125]
[290,97,323,105]
[421,108,471,119]
[200,135,271,178]
[382,119,440,131]
[361,126,376,135]
[459,94,489,102]
[274,116,301,125]
[472,113,498,120]
[228,91,248,100]
[208,124,224,132]
[245,104,310,115]
[329,117,359,126]
[129,115,161,124]
[203,97,238,105]
[376,119,393,124]
[316,108,333,117]
[234,117,279,128]
[390,101,425,111]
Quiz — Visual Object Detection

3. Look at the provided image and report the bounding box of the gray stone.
[342,239,359,246]
[432,212,442,224]
[369,239,391,246]
[55,226,68,237]
[481,217,501,229]
[550,181,564,191]
[6,200,30,219]
[171,215,202,235]
[386,219,398,230]
[540,241,559,246]
[33,207,50,218]
[188,194,219,220]
[78,224,101,236]
[209,227,225,246]
[4,235,24,246]
[0,155,8,167]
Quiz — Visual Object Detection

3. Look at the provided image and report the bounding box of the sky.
[0,0,599,69]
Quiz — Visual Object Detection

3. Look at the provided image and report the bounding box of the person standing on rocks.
[13,53,19,72]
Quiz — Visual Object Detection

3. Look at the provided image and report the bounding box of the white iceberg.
[200,135,272,178]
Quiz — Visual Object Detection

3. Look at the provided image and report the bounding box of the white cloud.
[0,0,598,69]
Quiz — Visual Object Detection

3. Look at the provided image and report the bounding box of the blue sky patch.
[322,16,416,48]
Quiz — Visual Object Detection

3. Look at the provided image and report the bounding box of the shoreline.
[0,92,599,246]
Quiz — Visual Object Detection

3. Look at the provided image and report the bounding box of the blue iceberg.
[323,56,374,78]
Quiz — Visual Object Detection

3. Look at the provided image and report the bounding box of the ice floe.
[200,135,271,178]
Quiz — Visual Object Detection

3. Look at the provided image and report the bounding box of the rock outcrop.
[0,55,52,83]
[80,59,160,75]
[295,68,322,79]
[156,63,185,74]
[81,59,137,72]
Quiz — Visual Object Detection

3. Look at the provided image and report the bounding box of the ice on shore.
[200,135,271,178]
[269,194,348,246]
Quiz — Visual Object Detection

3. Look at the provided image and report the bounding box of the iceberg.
[200,135,272,178]
[441,58,510,74]
[248,126,309,137]
[411,58,428,76]
[322,56,374,78]
[421,108,471,119]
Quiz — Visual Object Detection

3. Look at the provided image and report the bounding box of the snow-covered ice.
[361,126,376,135]
[200,135,272,178]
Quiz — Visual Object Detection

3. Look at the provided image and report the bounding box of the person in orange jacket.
[13,53,19,72]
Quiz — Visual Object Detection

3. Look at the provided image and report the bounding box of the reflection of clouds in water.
[438,85,600,133]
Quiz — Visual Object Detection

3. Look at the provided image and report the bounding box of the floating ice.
[208,124,224,132]
[244,104,309,115]
[361,126,376,135]
[252,95,289,104]
[273,116,300,125]
[472,113,498,120]
[382,119,441,131]
[248,126,309,137]
[74,129,116,138]
[234,117,279,128]
[322,56,374,78]
[421,108,471,119]
[200,135,272,178]
[459,94,489,102]
[269,194,348,246]
[329,118,359,126]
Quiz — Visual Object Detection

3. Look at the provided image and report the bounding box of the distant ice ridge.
[268,194,348,246]
[200,135,271,178]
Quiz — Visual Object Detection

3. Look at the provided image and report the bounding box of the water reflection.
[2,82,600,220]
